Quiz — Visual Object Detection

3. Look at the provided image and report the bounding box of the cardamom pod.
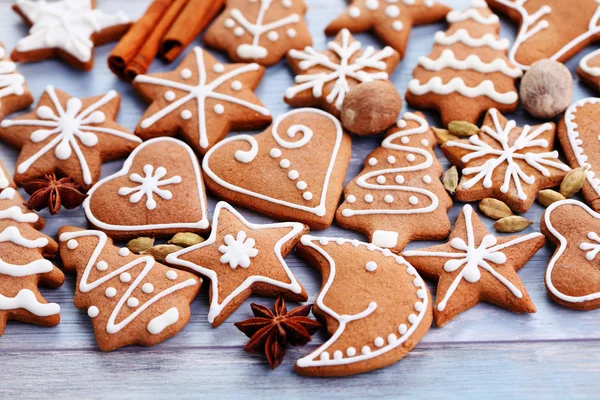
[127,237,155,254]
[168,232,205,247]
[537,189,566,207]
[432,127,459,145]
[494,216,533,233]
[141,244,183,262]
[448,120,479,137]
[559,167,586,198]
[479,198,513,220]
[442,166,459,195]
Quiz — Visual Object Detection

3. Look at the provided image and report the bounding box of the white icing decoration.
[0,289,60,316]
[119,248,130,257]
[117,164,182,211]
[105,287,117,298]
[580,49,600,77]
[372,230,399,248]
[142,283,154,294]
[0,45,26,107]
[88,306,99,318]
[408,77,518,104]
[446,7,499,25]
[366,261,378,271]
[166,270,178,280]
[0,206,39,223]
[67,239,78,249]
[218,231,259,268]
[127,297,139,308]
[147,307,179,334]
[417,49,522,78]
[580,232,600,261]
[434,29,509,50]
[0,187,14,199]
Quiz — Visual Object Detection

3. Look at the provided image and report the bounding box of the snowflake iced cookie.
[11,0,131,71]
[404,204,544,327]
[202,108,352,230]
[578,50,600,93]
[336,112,453,253]
[487,0,600,70]
[294,236,432,376]
[325,0,450,59]
[406,1,521,125]
[133,47,272,156]
[0,86,141,191]
[59,226,201,351]
[204,0,312,66]
[0,165,65,336]
[165,202,308,327]
[441,108,570,213]
[84,138,209,241]
[0,43,33,121]
[284,29,399,118]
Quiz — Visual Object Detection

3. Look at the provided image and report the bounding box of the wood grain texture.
[0,0,599,398]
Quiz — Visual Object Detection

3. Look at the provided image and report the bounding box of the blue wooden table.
[1,0,599,398]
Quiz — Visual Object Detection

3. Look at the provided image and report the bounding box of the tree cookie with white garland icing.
[0,86,141,191]
[578,50,600,93]
[336,112,452,253]
[325,0,450,59]
[406,0,521,125]
[165,202,308,328]
[284,29,399,118]
[487,0,600,70]
[0,42,33,121]
[133,47,272,156]
[84,138,209,241]
[404,204,544,327]
[441,108,570,213]
[294,235,432,376]
[58,226,201,351]
[11,0,131,71]
[204,0,312,66]
[202,108,352,230]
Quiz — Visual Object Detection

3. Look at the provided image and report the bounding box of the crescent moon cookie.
[133,47,272,156]
[324,0,451,59]
[294,235,432,376]
[0,43,33,121]
[11,0,131,71]
[84,138,209,241]
[204,0,312,66]
[406,0,521,125]
[165,202,308,328]
[336,112,453,253]
[202,108,352,230]
[58,226,201,351]
[441,108,570,213]
[578,50,600,93]
[404,204,544,327]
[0,86,141,191]
[284,29,400,119]
[487,0,600,70]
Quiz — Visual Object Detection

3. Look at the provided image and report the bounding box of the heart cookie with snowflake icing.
[84,138,209,241]
[202,108,352,230]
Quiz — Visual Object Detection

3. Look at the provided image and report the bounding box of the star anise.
[234,296,322,369]
[23,173,87,215]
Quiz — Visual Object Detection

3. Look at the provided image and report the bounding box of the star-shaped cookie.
[0,86,141,191]
[166,202,308,327]
[441,108,570,213]
[11,0,131,71]
[133,46,272,156]
[404,204,544,326]
[0,42,33,120]
[325,0,451,58]
[285,29,400,118]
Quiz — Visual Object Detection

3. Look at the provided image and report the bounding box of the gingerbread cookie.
[165,202,308,327]
[202,108,352,230]
[295,236,432,376]
[0,86,141,191]
[285,29,399,118]
[58,226,201,351]
[0,42,33,121]
[325,0,450,59]
[84,138,209,241]
[488,0,600,70]
[578,50,600,93]
[336,112,452,253]
[0,167,64,336]
[442,108,570,213]
[406,0,521,125]
[11,0,131,71]
[541,199,600,310]
[204,0,312,66]
[404,204,544,327]
[133,47,272,156]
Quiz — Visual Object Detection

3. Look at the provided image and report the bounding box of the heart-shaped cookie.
[84,137,209,240]
[202,108,352,229]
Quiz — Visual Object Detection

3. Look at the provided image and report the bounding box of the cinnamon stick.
[160,0,225,63]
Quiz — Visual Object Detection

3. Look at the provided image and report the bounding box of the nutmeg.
[341,81,402,136]
[520,59,573,119]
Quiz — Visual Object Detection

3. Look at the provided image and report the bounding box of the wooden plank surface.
[0,0,599,398]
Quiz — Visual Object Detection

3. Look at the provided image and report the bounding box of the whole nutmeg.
[341,81,402,136]
[520,59,573,119]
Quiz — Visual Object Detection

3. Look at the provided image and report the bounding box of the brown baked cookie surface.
[0,42,33,121]
[578,50,600,93]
